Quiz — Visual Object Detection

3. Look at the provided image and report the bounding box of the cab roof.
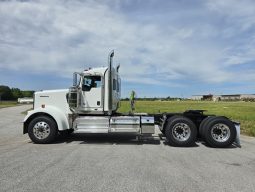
[82,67,108,76]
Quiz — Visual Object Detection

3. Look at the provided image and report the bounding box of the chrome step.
[110,116,140,133]
[73,116,109,133]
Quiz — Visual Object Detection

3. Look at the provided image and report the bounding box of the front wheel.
[28,116,58,144]
[165,116,197,147]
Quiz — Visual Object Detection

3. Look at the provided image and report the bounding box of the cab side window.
[82,76,101,91]
[113,79,116,90]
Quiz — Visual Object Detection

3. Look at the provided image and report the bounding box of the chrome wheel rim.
[211,123,230,142]
[172,123,191,141]
[33,121,50,139]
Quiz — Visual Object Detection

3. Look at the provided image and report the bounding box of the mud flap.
[233,122,241,147]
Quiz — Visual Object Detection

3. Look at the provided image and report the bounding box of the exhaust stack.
[108,50,114,115]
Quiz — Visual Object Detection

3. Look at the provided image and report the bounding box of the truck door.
[81,75,102,110]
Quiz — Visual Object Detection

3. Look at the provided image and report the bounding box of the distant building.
[191,94,255,101]
[220,94,255,101]
[202,94,214,101]
[220,94,240,101]
[241,94,255,100]
[191,94,219,101]
[191,95,203,100]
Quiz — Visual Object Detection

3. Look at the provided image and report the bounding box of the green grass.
[118,100,255,137]
[0,101,17,108]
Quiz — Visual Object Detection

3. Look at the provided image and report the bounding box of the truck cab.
[69,66,121,114]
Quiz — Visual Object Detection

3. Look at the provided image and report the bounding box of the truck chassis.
[24,109,240,147]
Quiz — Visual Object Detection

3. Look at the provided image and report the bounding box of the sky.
[0,0,255,98]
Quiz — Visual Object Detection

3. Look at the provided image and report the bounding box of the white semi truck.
[23,51,240,147]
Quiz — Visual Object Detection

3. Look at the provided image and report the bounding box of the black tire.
[199,116,215,139]
[28,116,58,144]
[165,116,197,147]
[203,117,236,148]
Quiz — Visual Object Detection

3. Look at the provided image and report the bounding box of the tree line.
[0,85,34,101]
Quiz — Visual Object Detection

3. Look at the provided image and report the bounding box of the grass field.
[0,101,17,108]
[118,100,255,137]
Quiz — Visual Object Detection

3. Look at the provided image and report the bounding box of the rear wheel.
[199,116,215,139]
[203,117,236,147]
[28,116,58,144]
[165,116,197,147]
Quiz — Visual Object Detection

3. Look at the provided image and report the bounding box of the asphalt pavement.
[0,105,255,192]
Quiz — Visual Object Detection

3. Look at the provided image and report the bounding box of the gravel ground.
[0,105,255,192]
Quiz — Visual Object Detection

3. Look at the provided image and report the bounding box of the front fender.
[23,106,70,133]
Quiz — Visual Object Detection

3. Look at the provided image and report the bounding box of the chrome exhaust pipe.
[108,50,114,115]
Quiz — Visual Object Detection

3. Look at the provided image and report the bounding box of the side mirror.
[73,73,78,87]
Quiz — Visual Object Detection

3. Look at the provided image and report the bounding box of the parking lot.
[1,105,255,192]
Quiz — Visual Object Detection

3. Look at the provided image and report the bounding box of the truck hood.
[35,89,69,95]
[33,89,70,113]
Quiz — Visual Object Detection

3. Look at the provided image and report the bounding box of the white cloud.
[206,0,255,70]
[0,0,254,88]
